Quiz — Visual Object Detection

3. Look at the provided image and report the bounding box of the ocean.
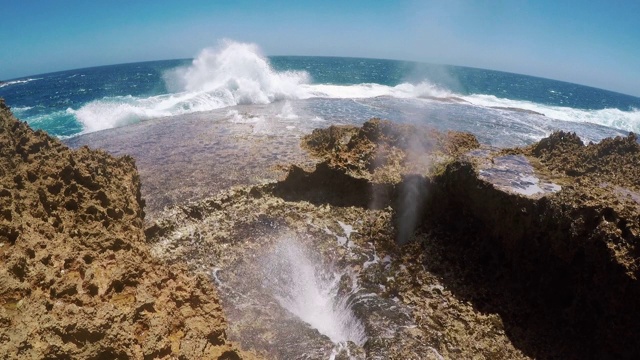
[1,41,639,147]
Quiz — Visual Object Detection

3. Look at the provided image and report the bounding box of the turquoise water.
[1,42,638,144]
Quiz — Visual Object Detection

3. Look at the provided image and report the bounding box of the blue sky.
[1,0,639,96]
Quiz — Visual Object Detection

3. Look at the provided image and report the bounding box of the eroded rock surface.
[149,119,640,359]
[46,109,638,360]
[425,131,640,359]
[147,120,529,359]
[299,124,640,359]
[0,99,250,359]
[64,107,316,220]
[302,118,479,183]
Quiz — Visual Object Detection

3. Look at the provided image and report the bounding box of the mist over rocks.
[4,89,640,360]
[206,118,639,358]
[300,118,480,244]
[0,99,252,359]
[307,120,640,358]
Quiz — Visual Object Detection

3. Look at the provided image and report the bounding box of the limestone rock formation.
[426,130,640,358]
[278,121,640,358]
[15,98,637,360]
[146,120,532,359]
[302,118,479,183]
[0,99,250,359]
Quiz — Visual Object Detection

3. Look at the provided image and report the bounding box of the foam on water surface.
[0,78,42,88]
[5,40,637,140]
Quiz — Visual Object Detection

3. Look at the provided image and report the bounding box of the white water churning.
[262,238,367,346]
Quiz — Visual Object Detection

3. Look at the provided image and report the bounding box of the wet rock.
[146,120,523,359]
[147,185,452,359]
[0,101,253,359]
[274,122,640,358]
[89,114,639,359]
[64,108,316,220]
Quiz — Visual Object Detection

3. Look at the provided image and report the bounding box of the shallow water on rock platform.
[473,152,562,198]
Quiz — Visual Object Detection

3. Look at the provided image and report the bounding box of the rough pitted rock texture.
[427,131,640,359]
[0,99,248,359]
[290,123,640,358]
[529,130,640,190]
[147,120,530,360]
[302,118,480,183]
[524,131,640,276]
[147,174,528,360]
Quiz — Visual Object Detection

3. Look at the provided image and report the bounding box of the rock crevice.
[298,122,640,359]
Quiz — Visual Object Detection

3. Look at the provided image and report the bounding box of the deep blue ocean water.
[1,42,638,146]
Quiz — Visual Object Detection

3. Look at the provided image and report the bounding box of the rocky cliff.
[300,121,640,358]
[424,131,640,359]
[0,99,249,359]
[145,120,531,359]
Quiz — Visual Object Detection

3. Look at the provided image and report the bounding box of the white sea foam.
[301,81,452,100]
[74,41,311,133]
[464,94,640,133]
[72,40,450,133]
[70,40,640,135]
[73,92,229,133]
[227,109,263,124]
[0,78,42,88]
[10,106,33,113]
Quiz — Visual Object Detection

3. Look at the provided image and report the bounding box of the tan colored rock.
[302,118,480,182]
[146,120,526,359]
[282,121,640,358]
[0,99,253,359]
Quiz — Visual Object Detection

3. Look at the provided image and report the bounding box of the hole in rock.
[261,238,367,346]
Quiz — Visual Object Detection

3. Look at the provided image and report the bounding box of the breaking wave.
[73,41,452,133]
[74,41,311,132]
[67,40,640,134]
[464,94,640,133]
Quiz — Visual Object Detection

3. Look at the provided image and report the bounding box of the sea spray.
[74,41,310,133]
[466,93,640,132]
[363,126,432,244]
[7,42,639,138]
[277,101,300,120]
[164,40,310,102]
[0,78,42,88]
[72,41,454,134]
[396,174,429,245]
[261,238,367,346]
[73,91,230,133]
